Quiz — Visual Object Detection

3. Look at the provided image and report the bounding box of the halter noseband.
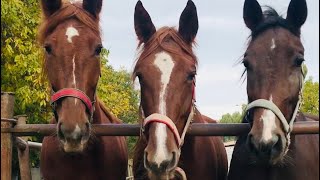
[141,79,196,148]
[50,88,96,122]
[244,67,306,148]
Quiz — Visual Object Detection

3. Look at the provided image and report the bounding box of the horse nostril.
[85,121,90,131]
[271,135,282,153]
[166,151,177,172]
[144,151,151,170]
[247,134,256,153]
[58,122,65,140]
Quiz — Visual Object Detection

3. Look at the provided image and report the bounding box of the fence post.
[16,115,32,180]
[1,92,15,180]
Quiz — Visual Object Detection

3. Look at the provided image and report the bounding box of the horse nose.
[144,151,178,174]
[58,121,89,142]
[247,133,280,156]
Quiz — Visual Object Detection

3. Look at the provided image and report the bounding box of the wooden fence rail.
[1,92,319,180]
[1,121,319,136]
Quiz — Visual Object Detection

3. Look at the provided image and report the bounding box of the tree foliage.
[1,0,139,172]
[219,111,243,142]
[301,77,319,115]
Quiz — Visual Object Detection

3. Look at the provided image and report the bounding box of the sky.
[99,0,319,120]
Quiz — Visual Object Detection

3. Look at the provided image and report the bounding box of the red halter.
[50,88,96,122]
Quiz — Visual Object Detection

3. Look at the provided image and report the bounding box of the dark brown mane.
[132,26,198,79]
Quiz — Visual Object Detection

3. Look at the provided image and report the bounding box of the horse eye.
[44,44,52,54]
[294,57,304,67]
[243,60,250,69]
[95,45,103,56]
[187,73,196,81]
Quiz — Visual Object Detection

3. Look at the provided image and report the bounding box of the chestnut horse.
[228,0,319,179]
[38,1,127,179]
[132,1,228,179]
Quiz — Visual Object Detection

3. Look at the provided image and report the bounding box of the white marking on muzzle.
[261,95,277,142]
[270,38,276,51]
[66,26,79,43]
[152,52,175,166]
[71,124,81,139]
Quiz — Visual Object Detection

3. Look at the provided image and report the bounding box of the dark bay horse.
[228,0,319,179]
[132,1,228,179]
[38,1,127,179]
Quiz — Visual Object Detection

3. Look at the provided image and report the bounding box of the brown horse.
[228,0,319,179]
[132,1,228,179]
[38,1,127,179]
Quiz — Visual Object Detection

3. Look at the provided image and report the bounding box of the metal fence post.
[1,92,15,180]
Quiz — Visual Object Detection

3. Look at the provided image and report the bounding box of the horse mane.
[132,26,198,80]
[250,6,301,40]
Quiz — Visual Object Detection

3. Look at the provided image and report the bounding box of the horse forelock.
[38,3,100,45]
[132,27,198,80]
[249,6,300,42]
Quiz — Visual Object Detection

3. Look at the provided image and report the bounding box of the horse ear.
[83,0,103,18]
[41,0,62,18]
[286,0,307,29]
[134,1,156,43]
[178,0,198,44]
[243,0,263,30]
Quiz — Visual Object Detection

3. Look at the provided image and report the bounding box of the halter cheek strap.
[50,88,96,122]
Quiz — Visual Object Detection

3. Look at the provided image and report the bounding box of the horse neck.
[193,108,205,123]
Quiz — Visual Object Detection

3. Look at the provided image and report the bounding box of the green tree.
[1,0,139,175]
[219,110,243,142]
[97,49,139,157]
[301,77,319,115]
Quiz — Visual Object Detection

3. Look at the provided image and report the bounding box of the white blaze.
[152,52,175,166]
[69,0,83,4]
[71,54,78,105]
[66,26,79,43]
[270,38,276,50]
[261,95,277,142]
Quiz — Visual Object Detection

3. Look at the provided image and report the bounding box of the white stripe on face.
[154,52,175,114]
[270,38,276,51]
[152,51,175,166]
[66,26,79,43]
[72,54,78,105]
[261,95,277,142]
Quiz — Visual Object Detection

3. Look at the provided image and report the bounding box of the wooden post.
[1,92,15,180]
[16,115,31,180]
